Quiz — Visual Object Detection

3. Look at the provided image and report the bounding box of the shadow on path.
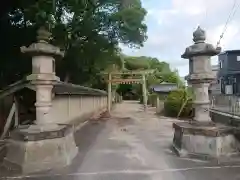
[0,120,107,178]
[64,120,107,174]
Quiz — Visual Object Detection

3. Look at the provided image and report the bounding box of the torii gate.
[101,70,155,113]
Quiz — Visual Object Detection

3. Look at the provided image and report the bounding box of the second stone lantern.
[182,26,221,122]
[172,27,240,159]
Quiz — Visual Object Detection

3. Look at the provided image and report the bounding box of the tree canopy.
[0,0,183,97]
[123,56,182,85]
[117,56,183,99]
[0,0,147,88]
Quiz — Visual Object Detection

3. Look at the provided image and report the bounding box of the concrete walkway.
[2,101,240,179]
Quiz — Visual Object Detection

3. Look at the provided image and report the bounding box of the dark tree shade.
[0,0,147,88]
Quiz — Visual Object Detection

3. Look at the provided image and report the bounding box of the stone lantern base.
[172,122,240,160]
[2,124,78,174]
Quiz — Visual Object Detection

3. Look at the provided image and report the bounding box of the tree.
[0,0,147,88]
[117,55,184,99]
[124,56,150,70]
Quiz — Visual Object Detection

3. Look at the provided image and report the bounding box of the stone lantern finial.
[36,26,52,43]
[193,26,206,43]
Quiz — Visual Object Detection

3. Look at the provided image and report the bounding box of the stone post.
[156,96,161,114]
[97,97,99,110]
[182,26,221,122]
[100,97,103,108]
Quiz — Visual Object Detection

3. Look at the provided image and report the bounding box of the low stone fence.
[45,95,107,129]
[0,81,109,137]
[36,82,109,130]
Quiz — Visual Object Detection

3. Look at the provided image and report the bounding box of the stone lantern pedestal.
[3,27,78,173]
[172,27,240,160]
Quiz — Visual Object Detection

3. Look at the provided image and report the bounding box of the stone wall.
[210,109,240,126]
[44,95,107,127]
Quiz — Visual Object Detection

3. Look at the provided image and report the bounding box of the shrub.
[164,89,193,118]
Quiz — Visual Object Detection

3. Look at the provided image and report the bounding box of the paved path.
[2,101,240,179]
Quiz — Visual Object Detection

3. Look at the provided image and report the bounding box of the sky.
[122,0,240,77]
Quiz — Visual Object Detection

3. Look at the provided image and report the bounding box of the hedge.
[164,89,193,118]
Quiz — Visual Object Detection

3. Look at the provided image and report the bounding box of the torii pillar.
[142,74,148,111]
[107,73,112,114]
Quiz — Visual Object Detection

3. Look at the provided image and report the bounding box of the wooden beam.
[106,79,143,84]
[1,103,16,139]
[14,96,19,128]
[100,69,155,75]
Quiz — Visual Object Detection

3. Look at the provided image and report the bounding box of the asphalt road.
[2,101,240,180]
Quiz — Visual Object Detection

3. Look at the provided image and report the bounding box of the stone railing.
[210,94,240,115]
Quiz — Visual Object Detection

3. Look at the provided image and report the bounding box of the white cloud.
[207,21,240,48]
[122,0,240,77]
[172,0,206,15]
[171,0,229,15]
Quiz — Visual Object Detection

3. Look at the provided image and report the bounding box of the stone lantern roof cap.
[21,27,64,58]
[181,26,221,59]
[193,26,206,43]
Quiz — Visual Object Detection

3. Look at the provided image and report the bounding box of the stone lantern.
[3,27,78,173]
[182,26,221,122]
[21,27,63,125]
[172,27,240,159]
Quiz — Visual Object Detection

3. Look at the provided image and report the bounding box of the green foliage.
[116,55,184,100]
[0,0,147,88]
[148,58,171,72]
[164,89,193,118]
[0,0,185,104]
[124,56,150,70]
[123,56,183,85]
